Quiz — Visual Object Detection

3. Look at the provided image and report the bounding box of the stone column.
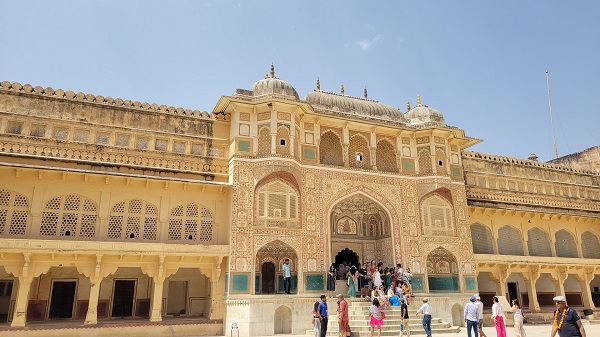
[149,277,165,322]
[85,281,101,324]
[495,265,509,299]
[11,276,32,327]
[577,268,596,310]
[552,267,568,299]
[523,268,540,311]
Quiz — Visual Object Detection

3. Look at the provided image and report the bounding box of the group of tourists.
[326,261,414,304]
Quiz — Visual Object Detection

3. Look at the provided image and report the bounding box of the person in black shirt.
[400,297,410,336]
[359,263,368,298]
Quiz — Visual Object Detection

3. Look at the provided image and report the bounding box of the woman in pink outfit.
[491,296,507,337]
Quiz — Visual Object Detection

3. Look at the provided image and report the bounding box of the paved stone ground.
[250,322,600,337]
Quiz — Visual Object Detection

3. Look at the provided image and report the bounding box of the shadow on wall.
[274,305,292,334]
[452,303,465,327]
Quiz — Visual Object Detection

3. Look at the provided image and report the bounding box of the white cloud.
[357,40,372,50]
[355,34,383,51]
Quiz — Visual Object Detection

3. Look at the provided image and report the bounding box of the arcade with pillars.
[330,193,394,270]
[0,251,226,326]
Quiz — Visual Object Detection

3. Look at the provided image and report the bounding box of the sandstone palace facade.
[0,68,599,336]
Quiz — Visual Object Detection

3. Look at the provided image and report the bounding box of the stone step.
[306,326,461,336]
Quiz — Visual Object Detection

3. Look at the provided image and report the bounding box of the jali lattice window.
[168,203,213,242]
[421,194,455,236]
[0,189,30,237]
[256,180,299,229]
[107,199,158,241]
[470,223,494,254]
[39,194,98,239]
[555,229,578,258]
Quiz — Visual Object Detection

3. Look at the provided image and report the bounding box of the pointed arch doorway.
[256,240,298,294]
[330,193,394,267]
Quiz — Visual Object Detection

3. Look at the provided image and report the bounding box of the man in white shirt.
[416,298,432,337]
[475,295,487,337]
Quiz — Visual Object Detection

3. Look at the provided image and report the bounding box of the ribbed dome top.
[404,105,445,125]
[304,90,406,122]
[251,77,299,100]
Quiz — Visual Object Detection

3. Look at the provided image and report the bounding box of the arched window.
[527,228,552,257]
[497,225,524,256]
[349,134,370,169]
[418,148,432,174]
[258,126,271,155]
[0,189,29,237]
[470,223,494,254]
[426,247,459,292]
[376,139,397,173]
[582,231,600,259]
[276,125,290,156]
[421,194,455,236]
[555,229,578,258]
[256,180,299,229]
[319,131,343,166]
[39,194,98,239]
[108,199,158,241]
[168,203,213,242]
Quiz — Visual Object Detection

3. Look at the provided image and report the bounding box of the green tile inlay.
[305,274,325,291]
[452,167,461,177]
[465,276,477,291]
[304,147,316,160]
[428,276,459,292]
[411,275,424,291]
[231,274,248,292]
[238,140,251,152]
[403,160,414,172]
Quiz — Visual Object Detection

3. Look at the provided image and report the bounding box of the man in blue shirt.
[551,295,586,337]
[282,259,291,294]
[317,295,328,337]
[464,296,480,337]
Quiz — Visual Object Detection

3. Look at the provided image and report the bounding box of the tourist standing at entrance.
[369,298,384,337]
[359,263,369,298]
[550,295,586,337]
[373,267,382,290]
[475,296,487,337]
[317,295,328,337]
[347,266,357,297]
[464,295,480,337]
[510,299,525,337]
[492,296,507,337]
[312,301,321,337]
[400,297,410,337]
[337,294,350,337]
[327,263,336,298]
[282,259,292,294]
[416,298,432,337]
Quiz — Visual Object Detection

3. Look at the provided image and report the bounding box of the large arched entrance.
[330,193,393,267]
[255,240,298,294]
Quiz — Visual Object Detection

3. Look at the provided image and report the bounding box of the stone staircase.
[307,300,460,336]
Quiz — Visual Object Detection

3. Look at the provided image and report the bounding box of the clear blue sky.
[1,1,599,162]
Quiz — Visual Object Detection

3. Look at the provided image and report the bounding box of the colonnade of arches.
[471,223,600,258]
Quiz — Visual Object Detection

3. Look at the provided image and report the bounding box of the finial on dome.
[316,78,320,91]
[417,95,421,105]
[270,64,275,78]
[406,101,411,111]
[341,84,345,95]
[364,86,368,99]
[265,73,269,79]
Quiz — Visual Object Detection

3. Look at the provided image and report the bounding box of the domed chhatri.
[304,90,405,122]
[404,95,446,125]
[250,65,299,100]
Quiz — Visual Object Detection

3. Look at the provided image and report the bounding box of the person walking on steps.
[416,298,432,337]
[464,295,480,337]
[400,297,410,336]
[550,295,586,337]
[337,294,350,337]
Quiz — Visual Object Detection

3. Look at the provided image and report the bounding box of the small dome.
[251,77,299,100]
[404,104,445,125]
[305,90,405,122]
